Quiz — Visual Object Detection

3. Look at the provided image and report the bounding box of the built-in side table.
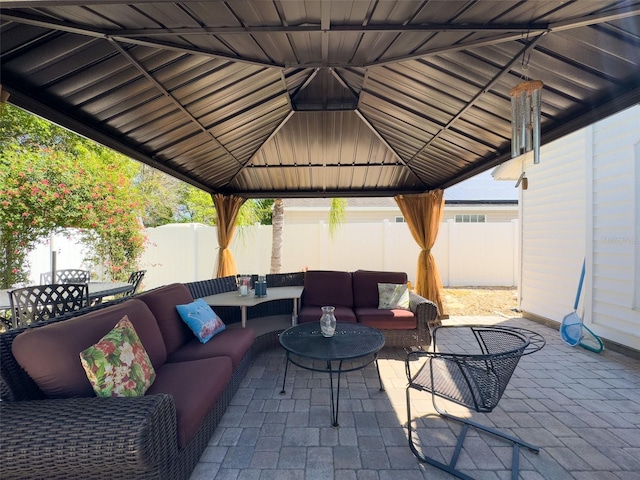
[202,285,304,328]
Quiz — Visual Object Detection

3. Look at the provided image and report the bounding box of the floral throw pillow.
[79,315,156,397]
[377,283,410,310]
[176,298,226,343]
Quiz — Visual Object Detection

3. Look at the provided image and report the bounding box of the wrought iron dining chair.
[39,272,52,284]
[405,324,545,480]
[8,283,90,328]
[124,270,146,296]
[39,269,91,285]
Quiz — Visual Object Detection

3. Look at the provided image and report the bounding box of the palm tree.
[269,198,346,274]
[270,199,284,273]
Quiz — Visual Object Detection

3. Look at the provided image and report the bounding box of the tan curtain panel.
[0,85,10,114]
[394,190,446,316]
[212,193,246,278]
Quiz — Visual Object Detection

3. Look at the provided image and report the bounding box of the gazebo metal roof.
[1,1,639,198]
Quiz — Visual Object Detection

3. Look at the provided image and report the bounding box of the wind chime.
[509,79,543,164]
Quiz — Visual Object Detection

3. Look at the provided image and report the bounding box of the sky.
[444,170,518,201]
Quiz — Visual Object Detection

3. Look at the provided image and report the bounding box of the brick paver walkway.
[190,316,640,480]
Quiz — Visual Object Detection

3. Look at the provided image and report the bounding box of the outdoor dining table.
[0,281,134,311]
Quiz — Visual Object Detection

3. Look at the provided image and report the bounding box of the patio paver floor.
[189,316,640,480]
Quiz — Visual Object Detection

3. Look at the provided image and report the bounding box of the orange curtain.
[394,190,446,317]
[0,85,9,114]
[212,193,246,278]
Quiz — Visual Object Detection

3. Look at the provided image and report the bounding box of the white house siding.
[589,105,640,351]
[519,128,588,323]
[517,105,640,352]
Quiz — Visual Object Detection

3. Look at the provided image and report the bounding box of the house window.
[455,214,486,223]
[395,216,406,223]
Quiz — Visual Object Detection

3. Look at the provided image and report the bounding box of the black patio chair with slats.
[90,270,146,306]
[405,324,545,480]
[124,270,146,297]
[40,269,91,285]
[8,283,90,328]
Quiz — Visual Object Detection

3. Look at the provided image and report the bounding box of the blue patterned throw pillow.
[176,299,226,343]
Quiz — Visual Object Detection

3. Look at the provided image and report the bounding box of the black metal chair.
[405,324,545,480]
[8,283,90,328]
[124,270,146,296]
[40,269,91,284]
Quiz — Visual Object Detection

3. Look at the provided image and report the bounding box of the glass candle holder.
[238,276,251,296]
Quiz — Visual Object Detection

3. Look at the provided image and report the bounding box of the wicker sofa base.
[377,327,433,348]
[0,326,283,480]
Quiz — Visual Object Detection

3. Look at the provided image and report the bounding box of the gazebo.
[2,1,639,312]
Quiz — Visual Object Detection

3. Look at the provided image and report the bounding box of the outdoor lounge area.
[1,3,639,478]
[2,271,638,479]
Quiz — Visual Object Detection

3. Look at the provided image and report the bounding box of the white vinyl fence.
[26,220,519,290]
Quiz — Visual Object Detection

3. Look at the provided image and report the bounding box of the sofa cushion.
[79,315,156,397]
[298,305,357,324]
[176,298,226,343]
[147,356,233,448]
[377,283,410,310]
[137,283,195,355]
[12,299,166,398]
[167,327,255,368]
[354,307,417,330]
[352,270,408,308]
[302,270,353,307]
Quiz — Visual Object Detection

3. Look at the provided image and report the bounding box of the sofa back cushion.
[136,283,195,355]
[303,270,353,307]
[11,299,166,399]
[352,270,408,308]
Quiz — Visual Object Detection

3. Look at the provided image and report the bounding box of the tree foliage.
[136,165,184,227]
[252,199,274,225]
[0,104,146,287]
[178,185,218,225]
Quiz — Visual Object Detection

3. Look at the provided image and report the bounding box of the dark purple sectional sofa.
[1,282,257,480]
[298,270,440,347]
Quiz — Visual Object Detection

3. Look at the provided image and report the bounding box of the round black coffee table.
[279,322,386,427]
